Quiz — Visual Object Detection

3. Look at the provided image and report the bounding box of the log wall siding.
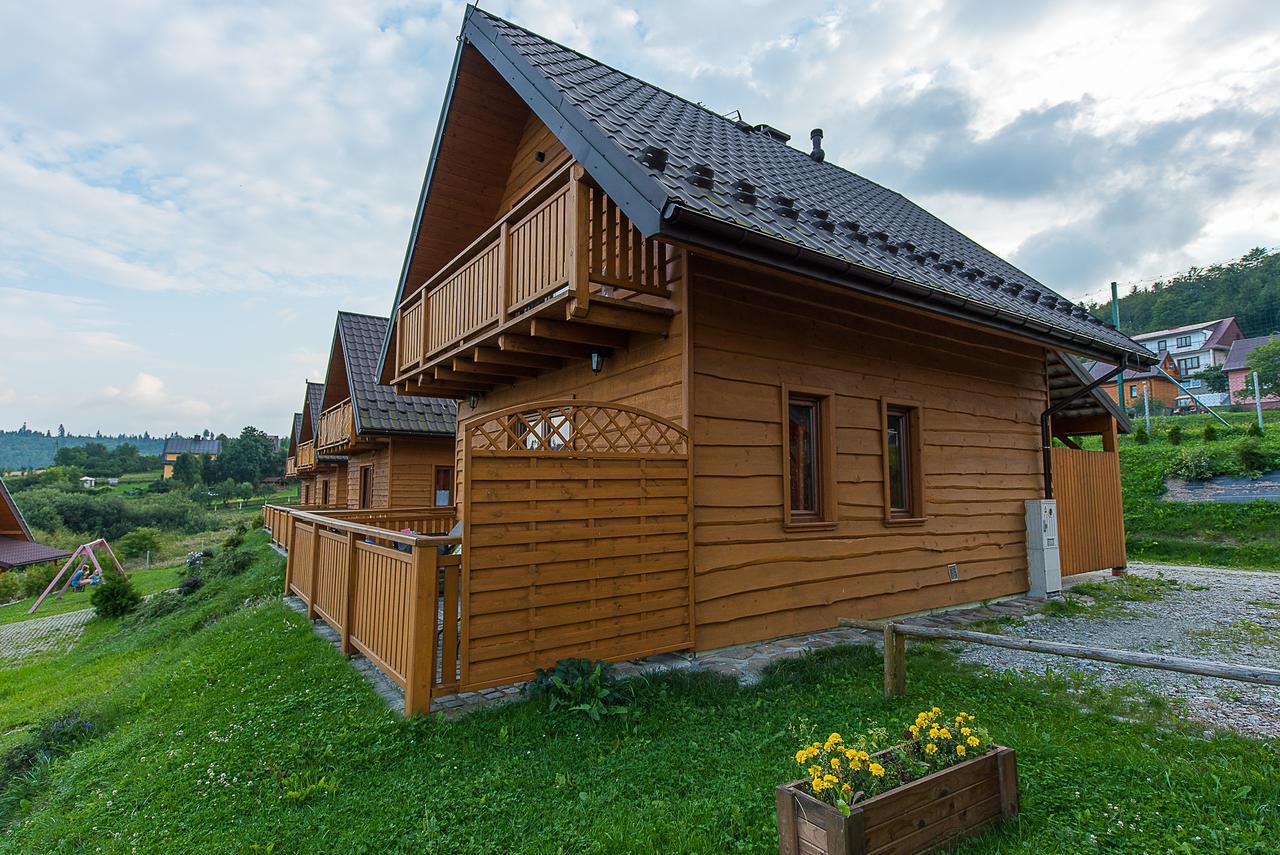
[499,112,570,215]
[388,436,456,508]
[316,468,348,509]
[688,256,1044,650]
[345,449,390,510]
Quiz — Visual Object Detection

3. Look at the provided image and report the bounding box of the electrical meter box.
[1024,499,1061,598]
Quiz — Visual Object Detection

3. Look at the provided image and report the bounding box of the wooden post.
[498,221,511,323]
[341,531,359,655]
[567,165,591,318]
[403,541,437,716]
[996,747,1020,819]
[883,623,905,697]
[305,524,320,620]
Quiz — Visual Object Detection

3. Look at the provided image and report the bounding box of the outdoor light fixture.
[468,393,479,409]
[590,350,605,374]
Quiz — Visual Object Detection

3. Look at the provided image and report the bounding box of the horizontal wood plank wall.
[388,437,456,508]
[463,449,691,691]
[345,449,387,510]
[498,112,571,215]
[689,256,1046,650]
[1050,447,1126,574]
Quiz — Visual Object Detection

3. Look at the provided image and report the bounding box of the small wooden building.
[293,382,326,505]
[161,437,223,479]
[1089,352,1182,411]
[284,412,303,479]
[0,477,71,572]
[272,9,1156,710]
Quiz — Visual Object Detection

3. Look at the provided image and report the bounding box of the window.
[1184,379,1202,389]
[1156,339,1167,351]
[1176,335,1192,348]
[1177,356,1200,374]
[320,479,330,507]
[358,466,373,509]
[882,401,924,523]
[516,411,572,451]
[781,387,835,529]
[434,466,454,507]
[1129,384,1138,398]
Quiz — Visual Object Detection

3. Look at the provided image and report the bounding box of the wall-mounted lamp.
[468,393,480,409]
[590,350,605,375]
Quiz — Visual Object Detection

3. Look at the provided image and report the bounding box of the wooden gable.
[0,479,31,542]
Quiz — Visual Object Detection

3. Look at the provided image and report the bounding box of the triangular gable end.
[0,478,33,542]
[298,382,325,444]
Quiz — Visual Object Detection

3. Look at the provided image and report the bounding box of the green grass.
[1108,410,1280,569]
[1,535,1277,852]
[0,565,184,627]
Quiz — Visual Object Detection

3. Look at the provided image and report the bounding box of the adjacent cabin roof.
[0,477,72,570]
[1132,317,1241,351]
[380,7,1157,376]
[1049,353,1132,433]
[286,412,303,456]
[1224,334,1280,372]
[1086,352,1179,383]
[332,312,456,436]
[298,381,326,443]
[162,437,222,457]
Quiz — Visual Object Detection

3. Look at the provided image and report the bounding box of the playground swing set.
[27,538,128,614]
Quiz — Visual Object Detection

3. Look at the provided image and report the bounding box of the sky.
[2,0,1279,436]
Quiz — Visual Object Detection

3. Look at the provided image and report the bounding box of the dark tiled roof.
[0,535,71,570]
[162,438,222,456]
[1086,358,1175,383]
[1134,317,1241,351]
[453,9,1153,366]
[337,312,456,436]
[306,382,325,431]
[1224,334,1280,372]
[291,412,303,444]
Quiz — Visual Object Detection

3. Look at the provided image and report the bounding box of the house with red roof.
[1224,334,1280,409]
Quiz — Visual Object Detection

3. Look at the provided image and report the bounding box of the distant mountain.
[0,427,166,471]
[1085,248,1280,338]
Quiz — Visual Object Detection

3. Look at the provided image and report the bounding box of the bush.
[1236,438,1275,476]
[1166,424,1183,445]
[20,562,58,598]
[177,575,205,596]
[116,526,162,560]
[90,571,142,618]
[202,545,254,580]
[223,523,248,550]
[1247,421,1264,437]
[1202,424,1217,442]
[0,571,20,604]
[1132,426,1150,445]
[525,658,630,721]
[1171,447,1217,481]
[130,589,184,622]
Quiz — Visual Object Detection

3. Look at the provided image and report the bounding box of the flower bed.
[775,708,1019,854]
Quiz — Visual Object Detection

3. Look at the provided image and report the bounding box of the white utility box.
[1024,499,1061,598]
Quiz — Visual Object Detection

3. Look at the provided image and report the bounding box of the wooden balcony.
[393,164,677,398]
[317,399,356,452]
[284,456,297,478]
[297,440,316,471]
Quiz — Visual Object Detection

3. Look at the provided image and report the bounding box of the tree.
[57,424,65,438]
[91,571,142,618]
[1197,364,1229,394]
[1242,339,1280,398]
[172,453,202,486]
[214,426,280,485]
[116,527,162,560]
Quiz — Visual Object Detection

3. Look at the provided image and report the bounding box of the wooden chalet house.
[161,437,222,479]
[284,412,303,480]
[291,381,327,505]
[271,8,1155,713]
[1,477,71,573]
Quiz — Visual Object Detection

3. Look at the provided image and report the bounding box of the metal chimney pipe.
[809,128,825,162]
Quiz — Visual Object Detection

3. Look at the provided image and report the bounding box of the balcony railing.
[394,164,674,395]
[317,399,354,451]
[297,440,316,471]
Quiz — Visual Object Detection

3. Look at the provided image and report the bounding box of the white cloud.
[97,372,211,421]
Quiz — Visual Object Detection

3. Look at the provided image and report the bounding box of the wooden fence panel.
[312,529,348,630]
[289,520,315,600]
[1051,447,1126,575]
[349,541,418,687]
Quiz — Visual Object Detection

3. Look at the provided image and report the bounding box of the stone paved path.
[0,608,94,667]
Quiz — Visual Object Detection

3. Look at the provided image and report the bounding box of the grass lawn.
[0,564,184,627]
[1,533,1277,852]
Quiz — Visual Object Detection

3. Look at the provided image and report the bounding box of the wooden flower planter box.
[775,746,1018,855]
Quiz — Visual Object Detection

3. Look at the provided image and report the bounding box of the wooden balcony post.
[499,220,511,323]
[568,165,591,318]
[341,531,359,655]
[306,523,320,620]
[403,541,438,716]
[281,511,293,595]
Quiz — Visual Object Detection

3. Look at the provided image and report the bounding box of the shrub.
[130,589,184,622]
[185,550,212,572]
[223,523,248,550]
[1,709,95,792]
[90,571,142,618]
[202,545,254,580]
[1247,421,1264,437]
[116,526,162,560]
[177,575,205,596]
[1166,424,1183,445]
[524,658,630,721]
[1202,424,1218,442]
[1132,426,1150,445]
[1171,447,1217,481]
[20,562,58,598]
[1236,438,1274,476]
[0,571,20,604]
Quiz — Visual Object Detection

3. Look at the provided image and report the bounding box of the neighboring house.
[293,382,327,506]
[78,476,96,489]
[1224,334,1280,410]
[161,437,223,479]
[284,412,303,480]
[1087,352,1183,410]
[345,4,1154,682]
[312,312,457,511]
[1130,317,1243,405]
[0,477,72,572]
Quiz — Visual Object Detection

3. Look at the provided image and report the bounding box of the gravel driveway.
[954,564,1280,739]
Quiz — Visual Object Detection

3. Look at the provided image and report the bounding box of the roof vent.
[773,195,799,219]
[641,145,668,171]
[754,123,791,143]
[733,179,758,204]
[689,163,715,188]
[809,128,825,162]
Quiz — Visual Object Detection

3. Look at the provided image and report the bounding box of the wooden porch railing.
[264,503,322,550]
[283,509,462,715]
[317,399,354,451]
[395,164,670,380]
[297,441,316,471]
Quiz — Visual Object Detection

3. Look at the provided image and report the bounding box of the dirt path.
[0,607,94,668]
[954,564,1280,739]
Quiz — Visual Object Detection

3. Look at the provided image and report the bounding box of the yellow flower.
[844,749,857,760]
[869,763,885,778]
[967,736,980,747]
[961,727,971,737]
[939,728,952,740]
[841,783,852,795]
[830,757,841,770]
[795,750,806,764]
[909,725,920,737]
[956,745,967,757]
[808,765,821,778]
[823,774,838,784]
[931,707,941,714]
[924,743,938,755]
[849,759,862,771]
[928,728,940,740]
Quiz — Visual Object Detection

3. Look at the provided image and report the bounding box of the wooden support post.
[883,623,906,697]
[996,746,1020,819]
[282,519,293,593]
[567,165,591,318]
[305,525,320,620]
[498,221,511,323]
[403,541,436,716]
[341,531,359,655]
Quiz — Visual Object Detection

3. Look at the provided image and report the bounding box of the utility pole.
[1254,371,1265,432]
[1111,282,1123,409]
[1143,382,1151,434]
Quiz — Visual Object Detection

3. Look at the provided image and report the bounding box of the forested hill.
[0,428,165,471]
[1085,247,1280,337]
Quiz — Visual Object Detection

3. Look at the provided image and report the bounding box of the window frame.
[1176,335,1192,348]
[358,465,374,509]
[320,478,330,507]
[433,465,454,508]
[1156,339,1167,351]
[1177,355,1200,374]
[780,385,836,531]
[880,399,925,526]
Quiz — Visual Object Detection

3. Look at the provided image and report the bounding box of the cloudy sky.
[2,0,1278,436]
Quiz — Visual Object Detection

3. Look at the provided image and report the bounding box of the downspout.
[1040,364,1125,499]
